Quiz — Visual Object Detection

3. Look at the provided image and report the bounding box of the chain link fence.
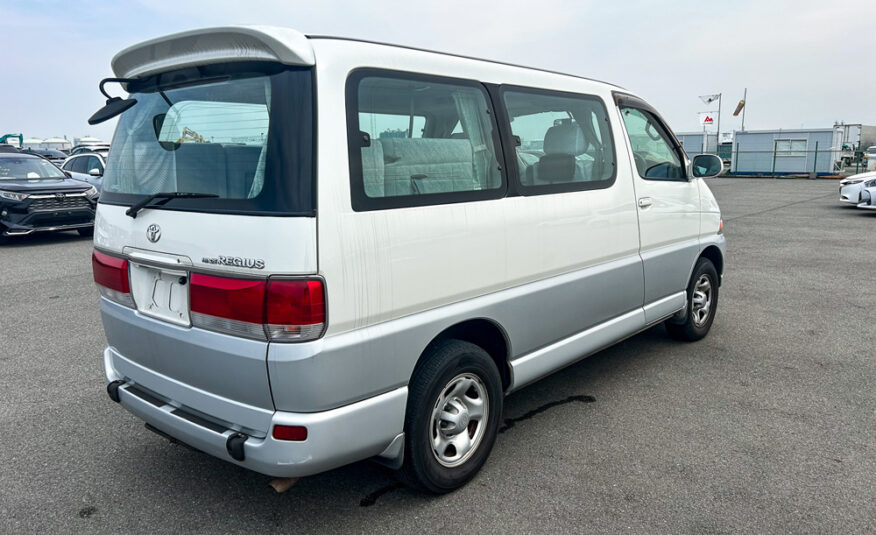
[686,144,874,178]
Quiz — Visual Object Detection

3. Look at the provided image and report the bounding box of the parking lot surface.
[1,178,873,534]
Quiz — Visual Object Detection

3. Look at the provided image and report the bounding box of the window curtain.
[248,79,272,198]
[452,90,492,189]
[108,97,177,194]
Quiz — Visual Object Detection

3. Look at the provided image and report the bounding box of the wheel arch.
[699,244,724,284]
[418,318,512,391]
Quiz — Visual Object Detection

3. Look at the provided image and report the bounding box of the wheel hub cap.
[430,373,489,468]
[691,274,712,327]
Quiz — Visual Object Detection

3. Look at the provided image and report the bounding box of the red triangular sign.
[703,116,713,124]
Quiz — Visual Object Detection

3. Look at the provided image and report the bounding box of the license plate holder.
[129,263,190,326]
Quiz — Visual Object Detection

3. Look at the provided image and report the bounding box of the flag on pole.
[699,94,721,105]
[733,100,745,116]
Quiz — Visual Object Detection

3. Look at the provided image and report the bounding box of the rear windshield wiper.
[126,192,219,218]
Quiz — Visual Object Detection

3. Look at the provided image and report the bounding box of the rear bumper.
[105,347,407,477]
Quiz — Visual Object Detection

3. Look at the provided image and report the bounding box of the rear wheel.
[666,257,719,341]
[77,227,94,237]
[398,339,503,493]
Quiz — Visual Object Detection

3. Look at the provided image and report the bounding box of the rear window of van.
[101,63,314,216]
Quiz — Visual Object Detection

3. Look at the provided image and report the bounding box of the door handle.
[638,197,653,208]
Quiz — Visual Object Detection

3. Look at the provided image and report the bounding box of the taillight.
[265,280,325,342]
[190,274,267,339]
[189,274,325,342]
[92,250,134,307]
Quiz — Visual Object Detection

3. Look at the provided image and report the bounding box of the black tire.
[666,257,719,342]
[77,227,94,237]
[397,339,503,493]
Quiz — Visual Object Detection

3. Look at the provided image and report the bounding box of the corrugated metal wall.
[677,132,718,155]
[731,130,834,174]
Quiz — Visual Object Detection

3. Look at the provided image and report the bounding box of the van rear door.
[95,63,316,430]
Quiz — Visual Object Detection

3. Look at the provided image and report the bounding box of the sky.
[2,0,875,143]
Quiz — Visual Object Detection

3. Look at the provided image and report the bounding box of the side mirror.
[89,168,102,177]
[691,154,723,178]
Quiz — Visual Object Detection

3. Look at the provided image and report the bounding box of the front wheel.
[665,257,719,341]
[398,339,503,493]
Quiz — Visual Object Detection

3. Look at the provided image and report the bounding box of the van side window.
[359,113,425,139]
[502,88,616,193]
[347,70,505,211]
[620,107,685,180]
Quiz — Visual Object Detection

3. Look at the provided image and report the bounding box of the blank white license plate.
[129,263,190,326]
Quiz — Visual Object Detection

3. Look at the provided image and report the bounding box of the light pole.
[715,93,722,152]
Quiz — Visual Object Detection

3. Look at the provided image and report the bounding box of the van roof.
[112,26,622,91]
[306,35,622,90]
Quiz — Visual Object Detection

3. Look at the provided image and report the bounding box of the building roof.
[735,128,833,134]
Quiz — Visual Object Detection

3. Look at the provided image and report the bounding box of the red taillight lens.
[266,280,325,325]
[265,279,325,341]
[190,274,266,323]
[93,250,130,293]
[189,274,267,339]
[272,425,308,441]
[93,250,133,307]
[189,274,325,342]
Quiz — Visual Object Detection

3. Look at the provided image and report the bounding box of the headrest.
[543,121,586,156]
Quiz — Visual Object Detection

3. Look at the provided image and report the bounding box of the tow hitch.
[107,380,125,403]
[226,433,248,461]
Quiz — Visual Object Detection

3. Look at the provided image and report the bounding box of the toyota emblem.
[55,193,65,200]
[146,223,161,243]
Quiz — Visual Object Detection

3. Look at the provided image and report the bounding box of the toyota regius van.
[91,26,725,493]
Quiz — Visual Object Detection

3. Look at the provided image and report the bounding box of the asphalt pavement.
[1,178,873,534]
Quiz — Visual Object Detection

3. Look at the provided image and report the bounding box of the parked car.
[856,183,876,210]
[70,143,110,156]
[92,26,725,493]
[22,148,68,166]
[864,146,876,171]
[0,152,98,242]
[61,152,106,191]
[839,171,876,205]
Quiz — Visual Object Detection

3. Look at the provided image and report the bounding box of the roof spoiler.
[111,25,316,79]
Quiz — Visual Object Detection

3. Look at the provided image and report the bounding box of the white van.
[92,26,725,493]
